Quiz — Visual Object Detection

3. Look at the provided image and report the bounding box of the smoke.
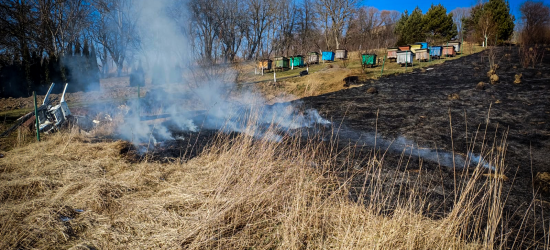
[114,0,329,146]
[109,0,492,173]
[337,128,495,170]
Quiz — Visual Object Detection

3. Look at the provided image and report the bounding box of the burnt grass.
[140,46,549,247]
[298,46,550,248]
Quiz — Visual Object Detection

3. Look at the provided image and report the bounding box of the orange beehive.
[442,46,456,57]
[398,45,411,51]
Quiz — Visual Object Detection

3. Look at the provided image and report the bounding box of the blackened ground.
[299,46,550,248]
[125,46,549,248]
[147,129,220,163]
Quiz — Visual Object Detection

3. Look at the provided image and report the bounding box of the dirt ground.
[298,46,550,248]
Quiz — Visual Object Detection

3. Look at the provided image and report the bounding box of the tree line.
[0,0,547,98]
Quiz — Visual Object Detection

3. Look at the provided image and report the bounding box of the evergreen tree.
[130,60,145,87]
[82,40,91,90]
[484,0,515,43]
[88,43,100,91]
[424,4,458,44]
[48,53,63,86]
[74,41,82,57]
[73,41,83,91]
[43,55,50,87]
[395,10,409,45]
[0,52,24,97]
[22,43,32,96]
[169,64,182,83]
[83,40,90,58]
[463,0,515,44]
[30,51,42,90]
[395,7,425,45]
[151,63,166,85]
[404,7,426,45]
[60,44,72,89]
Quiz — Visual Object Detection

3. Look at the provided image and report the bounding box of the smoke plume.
[114,0,329,146]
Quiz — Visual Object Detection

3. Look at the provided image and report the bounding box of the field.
[301,46,550,246]
[1,45,550,249]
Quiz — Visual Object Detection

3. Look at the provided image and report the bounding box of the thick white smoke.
[115,0,329,146]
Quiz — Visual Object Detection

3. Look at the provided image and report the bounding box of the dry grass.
[256,64,354,103]
[519,45,545,68]
[0,107,533,249]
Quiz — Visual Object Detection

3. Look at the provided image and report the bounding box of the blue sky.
[363,0,545,21]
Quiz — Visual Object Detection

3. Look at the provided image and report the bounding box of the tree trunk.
[116,60,123,77]
[335,31,340,50]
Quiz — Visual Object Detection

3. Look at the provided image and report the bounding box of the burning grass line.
[0,108,546,248]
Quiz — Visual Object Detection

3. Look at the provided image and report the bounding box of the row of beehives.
[258,49,349,71]
[386,41,462,65]
[257,41,462,70]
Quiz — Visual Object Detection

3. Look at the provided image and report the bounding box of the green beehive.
[274,56,290,69]
[289,55,304,67]
[361,54,377,68]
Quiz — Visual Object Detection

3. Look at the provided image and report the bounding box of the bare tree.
[218,0,246,62]
[315,0,360,50]
[519,1,550,45]
[0,0,38,54]
[245,0,278,60]
[47,0,93,55]
[0,0,93,56]
[271,0,298,56]
[346,7,381,51]
[189,0,220,63]
[93,0,138,77]
[379,10,400,48]
[451,7,471,42]
[294,0,317,55]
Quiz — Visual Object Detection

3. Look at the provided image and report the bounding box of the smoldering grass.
[0,109,546,249]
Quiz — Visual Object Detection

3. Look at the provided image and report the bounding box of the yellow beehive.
[410,44,422,54]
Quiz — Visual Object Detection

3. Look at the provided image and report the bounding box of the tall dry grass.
[519,45,546,68]
[0,111,539,249]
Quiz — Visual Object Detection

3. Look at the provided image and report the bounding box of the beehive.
[397,50,414,65]
[448,41,461,53]
[258,59,272,70]
[289,55,304,68]
[410,44,422,54]
[442,46,456,57]
[322,51,335,62]
[335,49,348,60]
[361,54,377,68]
[398,45,411,51]
[308,52,319,64]
[429,46,442,58]
[415,42,428,49]
[274,56,290,69]
[387,48,399,61]
[415,49,429,61]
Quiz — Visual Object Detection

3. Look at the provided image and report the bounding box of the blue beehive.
[322,51,334,61]
[429,46,442,58]
[415,42,428,49]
